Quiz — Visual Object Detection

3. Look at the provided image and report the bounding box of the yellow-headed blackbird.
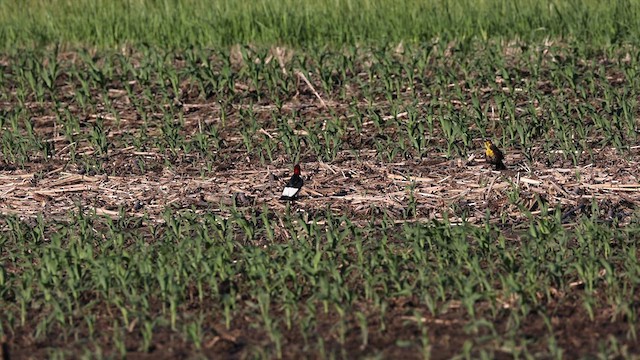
[484,140,506,170]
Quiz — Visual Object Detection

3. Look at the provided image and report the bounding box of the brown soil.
[2,47,640,359]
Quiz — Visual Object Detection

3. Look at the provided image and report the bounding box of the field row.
[0,43,639,170]
[2,204,640,358]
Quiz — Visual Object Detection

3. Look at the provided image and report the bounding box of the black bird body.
[280,164,303,200]
[484,140,506,170]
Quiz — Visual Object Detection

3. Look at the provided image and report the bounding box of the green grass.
[0,43,638,167]
[0,0,639,50]
[2,208,640,358]
[2,0,640,358]
[1,40,639,358]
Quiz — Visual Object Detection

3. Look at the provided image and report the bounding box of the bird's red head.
[293,164,301,175]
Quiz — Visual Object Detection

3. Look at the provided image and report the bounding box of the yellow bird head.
[484,139,506,170]
[484,140,495,155]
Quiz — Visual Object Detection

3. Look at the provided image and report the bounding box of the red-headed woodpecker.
[280,164,303,200]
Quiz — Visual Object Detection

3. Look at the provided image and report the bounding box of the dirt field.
[2,45,640,358]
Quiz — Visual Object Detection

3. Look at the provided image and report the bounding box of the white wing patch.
[281,186,300,198]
